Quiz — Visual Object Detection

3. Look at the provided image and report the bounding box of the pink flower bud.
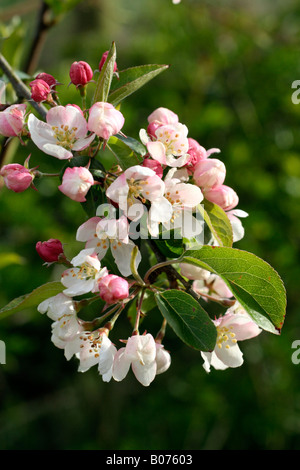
[193,158,226,189]
[97,274,129,304]
[98,51,118,73]
[146,120,163,140]
[0,103,27,137]
[88,102,125,140]
[204,184,239,211]
[36,239,64,263]
[30,79,52,103]
[58,166,94,202]
[0,163,34,192]
[69,61,93,87]
[35,73,57,88]
[142,157,163,178]
[147,107,179,125]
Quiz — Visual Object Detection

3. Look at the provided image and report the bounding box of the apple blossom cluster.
[0,50,264,386]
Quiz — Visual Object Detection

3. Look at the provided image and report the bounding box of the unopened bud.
[0,103,27,137]
[142,157,163,178]
[97,274,129,304]
[30,79,52,103]
[0,163,34,192]
[88,102,125,140]
[69,61,93,87]
[194,158,226,189]
[98,51,118,73]
[36,239,64,263]
[204,184,239,211]
[35,73,57,89]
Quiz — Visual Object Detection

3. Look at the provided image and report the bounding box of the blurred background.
[0,0,299,450]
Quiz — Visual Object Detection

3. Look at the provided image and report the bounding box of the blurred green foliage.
[0,0,300,450]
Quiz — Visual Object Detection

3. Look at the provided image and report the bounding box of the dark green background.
[0,0,299,450]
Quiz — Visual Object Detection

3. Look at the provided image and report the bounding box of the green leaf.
[92,41,116,104]
[155,290,217,351]
[108,64,169,107]
[153,229,185,258]
[116,134,146,157]
[200,200,233,247]
[107,136,143,170]
[179,246,287,334]
[0,282,64,319]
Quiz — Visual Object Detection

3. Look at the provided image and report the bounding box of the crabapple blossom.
[38,293,77,321]
[27,105,95,160]
[36,238,64,263]
[29,79,52,103]
[0,103,27,137]
[106,165,168,223]
[97,274,129,304]
[76,215,141,277]
[69,61,93,87]
[204,184,239,211]
[201,312,261,372]
[193,158,226,189]
[58,166,94,202]
[140,122,190,168]
[0,163,34,192]
[61,248,108,296]
[112,333,157,386]
[65,329,117,381]
[87,102,125,140]
[180,263,211,281]
[148,168,203,237]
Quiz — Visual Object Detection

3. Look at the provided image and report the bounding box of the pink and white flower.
[112,333,157,386]
[88,102,124,140]
[140,122,190,168]
[27,105,95,160]
[148,168,203,238]
[76,215,141,277]
[65,329,117,381]
[0,103,27,137]
[106,165,167,222]
[201,312,261,372]
[61,248,108,296]
[58,166,94,202]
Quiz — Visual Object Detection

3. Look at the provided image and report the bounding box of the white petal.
[132,360,157,386]
[112,347,131,382]
[111,240,141,277]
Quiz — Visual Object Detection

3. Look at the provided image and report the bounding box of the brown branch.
[23,1,56,76]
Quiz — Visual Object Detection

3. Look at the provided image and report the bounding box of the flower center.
[216,326,237,349]
[52,124,78,149]
[77,262,97,280]
[80,332,103,358]
[127,177,148,206]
